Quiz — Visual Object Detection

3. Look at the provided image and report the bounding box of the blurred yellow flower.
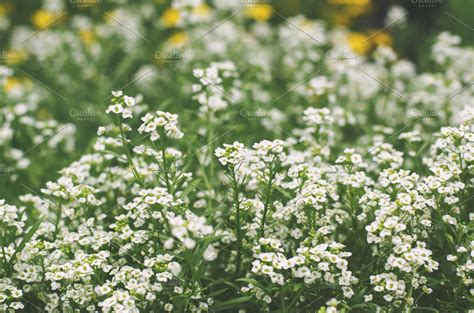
[0,4,5,17]
[32,10,60,29]
[347,32,371,55]
[3,50,28,65]
[371,31,392,47]
[332,13,351,26]
[192,3,210,18]
[79,30,95,46]
[346,5,370,17]
[3,77,21,93]
[167,32,188,47]
[162,8,181,28]
[104,10,115,22]
[244,4,273,22]
[328,0,371,25]
[346,30,393,56]
[328,0,370,6]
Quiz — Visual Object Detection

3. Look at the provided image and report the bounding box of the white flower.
[215,141,247,166]
[167,262,182,276]
[105,91,136,119]
[385,5,407,26]
[124,96,136,107]
[138,111,184,140]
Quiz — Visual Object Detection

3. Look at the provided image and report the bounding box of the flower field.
[0,0,473,312]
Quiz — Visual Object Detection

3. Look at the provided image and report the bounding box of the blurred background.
[2,0,472,63]
[0,0,472,200]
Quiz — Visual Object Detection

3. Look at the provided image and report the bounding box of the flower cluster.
[106,91,137,119]
[243,237,357,309]
[138,111,184,140]
[214,141,247,166]
[192,61,240,112]
[0,1,473,311]
[0,279,24,311]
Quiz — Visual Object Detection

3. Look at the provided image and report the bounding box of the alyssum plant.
[0,83,472,312]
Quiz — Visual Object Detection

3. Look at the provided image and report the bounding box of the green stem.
[54,205,61,240]
[260,163,275,238]
[404,283,413,313]
[231,167,243,277]
[208,111,216,181]
[160,142,171,192]
[2,228,10,274]
[118,117,144,186]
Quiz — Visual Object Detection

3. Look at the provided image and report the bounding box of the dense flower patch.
[0,1,473,312]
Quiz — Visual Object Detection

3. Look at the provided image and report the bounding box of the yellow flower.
[2,49,28,65]
[346,30,392,56]
[328,0,370,6]
[346,5,370,17]
[192,3,210,18]
[104,10,115,22]
[347,32,371,55]
[3,77,21,93]
[371,31,392,47]
[161,8,181,28]
[32,10,60,29]
[328,0,371,23]
[0,4,5,17]
[244,4,273,22]
[332,13,351,26]
[167,32,188,47]
[79,30,95,46]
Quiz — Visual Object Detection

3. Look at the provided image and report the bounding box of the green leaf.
[197,234,225,245]
[416,141,430,156]
[9,219,42,267]
[192,234,223,263]
[412,307,440,312]
[221,280,240,291]
[208,288,228,297]
[212,296,253,311]
[236,278,265,290]
[350,287,366,304]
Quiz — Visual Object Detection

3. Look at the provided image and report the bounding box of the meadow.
[0,0,473,312]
